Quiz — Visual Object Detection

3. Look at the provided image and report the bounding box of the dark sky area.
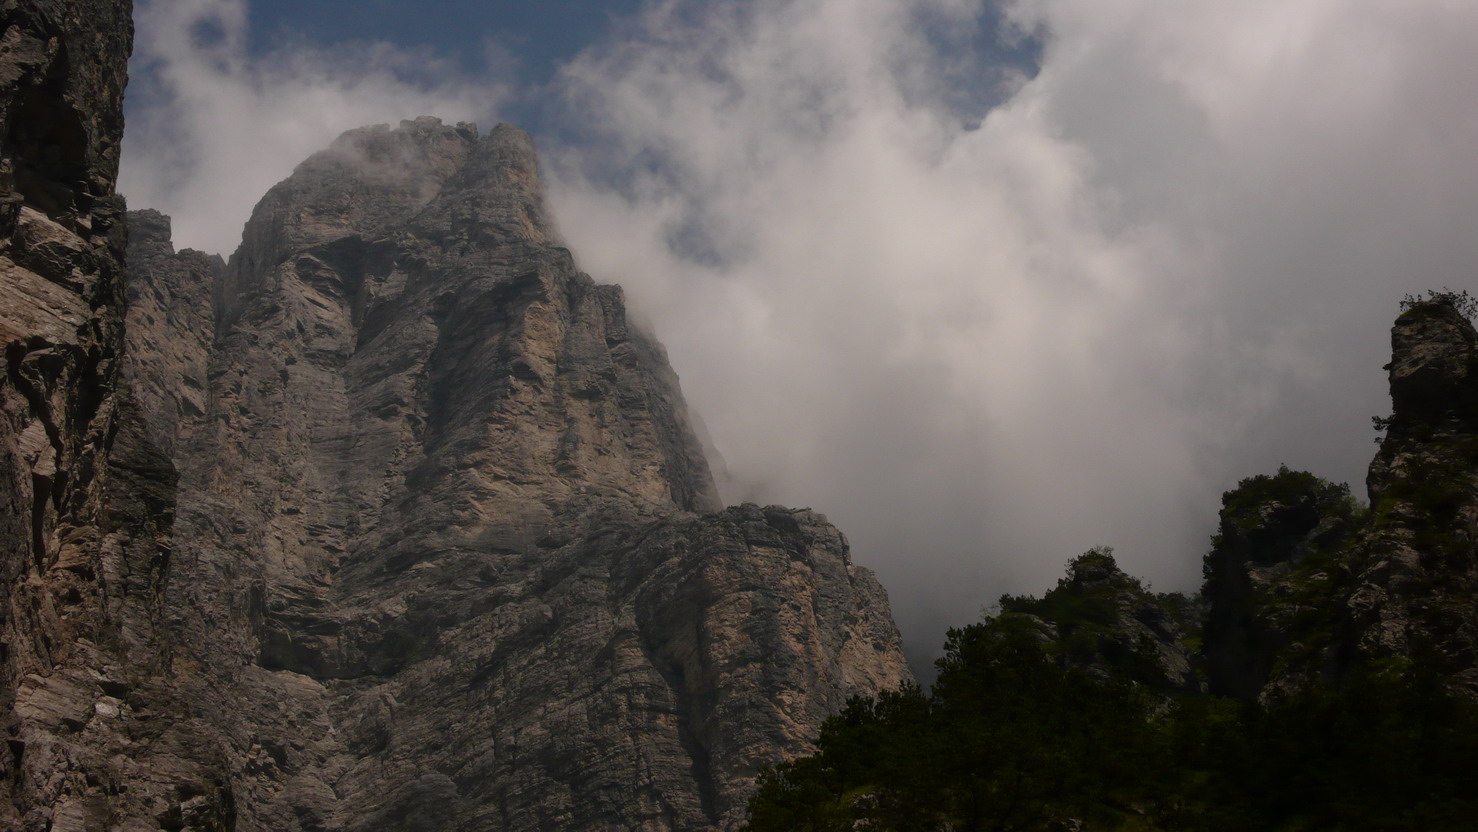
[244,0,643,80]
[233,0,1039,142]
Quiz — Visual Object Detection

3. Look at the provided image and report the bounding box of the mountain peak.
[102,122,909,828]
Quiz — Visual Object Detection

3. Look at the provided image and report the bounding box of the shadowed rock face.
[127,118,910,831]
[0,0,133,680]
[0,3,218,829]
[1199,302,1478,703]
[1347,302,1478,694]
[122,209,218,461]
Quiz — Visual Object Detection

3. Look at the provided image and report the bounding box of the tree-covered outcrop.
[1000,547,1203,694]
[1201,466,1364,700]
[744,556,1478,831]
[743,610,1168,831]
[744,296,1478,830]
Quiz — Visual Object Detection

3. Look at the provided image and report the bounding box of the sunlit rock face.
[2,25,911,824]
[126,117,911,831]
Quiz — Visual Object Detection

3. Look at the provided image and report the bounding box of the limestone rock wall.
[0,1,134,826]
[1,3,236,828]
[132,118,910,831]
[120,209,218,460]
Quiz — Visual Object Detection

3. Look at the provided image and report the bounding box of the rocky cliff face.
[1199,298,1478,702]
[120,209,218,462]
[0,2,181,829]
[119,118,911,831]
[0,10,910,824]
[1345,300,1478,694]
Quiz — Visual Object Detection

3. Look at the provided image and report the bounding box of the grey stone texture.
[0,3,224,829]
[135,118,911,830]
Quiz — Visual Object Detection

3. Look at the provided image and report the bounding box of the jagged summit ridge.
[192,116,723,598]
[218,119,551,326]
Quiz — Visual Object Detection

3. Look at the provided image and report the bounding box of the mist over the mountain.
[120,0,1478,675]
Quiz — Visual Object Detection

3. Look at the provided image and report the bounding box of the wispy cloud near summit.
[121,0,505,255]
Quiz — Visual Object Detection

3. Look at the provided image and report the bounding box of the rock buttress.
[1346,300,1478,694]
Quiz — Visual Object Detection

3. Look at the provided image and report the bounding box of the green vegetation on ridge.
[744,465,1478,831]
[746,296,1478,829]
[744,561,1478,831]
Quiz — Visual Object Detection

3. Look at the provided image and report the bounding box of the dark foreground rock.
[1001,548,1203,695]
[0,2,207,829]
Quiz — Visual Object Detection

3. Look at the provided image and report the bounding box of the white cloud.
[120,0,506,255]
[544,0,1478,667]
